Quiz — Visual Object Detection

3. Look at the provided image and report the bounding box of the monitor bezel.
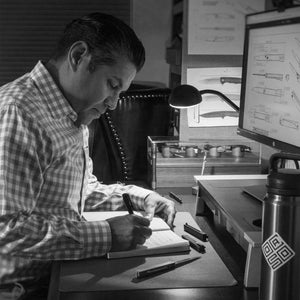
[238,6,300,154]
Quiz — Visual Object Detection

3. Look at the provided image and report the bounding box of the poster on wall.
[187,67,242,127]
[187,0,264,55]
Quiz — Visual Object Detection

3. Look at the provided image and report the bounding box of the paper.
[187,0,264,55]
[107,230,189,259]
[145,230,186,249]
[83,211,170,231]
[187,67,242,127]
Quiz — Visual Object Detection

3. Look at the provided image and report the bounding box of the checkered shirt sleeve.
[85,158,152,212]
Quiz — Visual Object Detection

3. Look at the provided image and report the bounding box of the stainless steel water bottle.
[260,153,300,300]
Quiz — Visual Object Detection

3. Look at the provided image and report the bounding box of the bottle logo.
[262,232,295,271]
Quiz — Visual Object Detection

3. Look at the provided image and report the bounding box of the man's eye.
[108,80,118,90]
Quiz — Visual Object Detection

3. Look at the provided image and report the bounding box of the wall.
[0,0,131,86]
[131,0,172,87]
[131,0,275,87]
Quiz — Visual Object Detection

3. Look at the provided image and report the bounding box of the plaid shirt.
[0,61,151,284]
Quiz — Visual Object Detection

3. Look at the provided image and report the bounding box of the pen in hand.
[122,193,134,214]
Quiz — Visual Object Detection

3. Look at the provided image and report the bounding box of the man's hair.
[52,12,145,72]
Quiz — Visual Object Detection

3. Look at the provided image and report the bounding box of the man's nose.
[106,93,120,110]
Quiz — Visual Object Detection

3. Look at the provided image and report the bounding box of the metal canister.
[260,153,300,300]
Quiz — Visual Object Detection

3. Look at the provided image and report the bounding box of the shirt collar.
[30,61,77,121]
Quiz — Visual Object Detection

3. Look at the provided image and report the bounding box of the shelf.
[156,152,261,167]
[147,136,262,188]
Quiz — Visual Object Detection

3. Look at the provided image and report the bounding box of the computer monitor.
[237,6,300,204]
[238,6,300,154]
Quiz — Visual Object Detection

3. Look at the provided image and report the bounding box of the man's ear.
[68,41,90,71]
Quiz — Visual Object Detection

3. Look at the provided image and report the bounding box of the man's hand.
[106,214,152,252]
[143,192,176,227]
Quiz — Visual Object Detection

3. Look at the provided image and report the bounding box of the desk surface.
[48,212,236,300]
[48,187,259,300]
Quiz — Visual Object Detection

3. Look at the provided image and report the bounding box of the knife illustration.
[202,77,241,85]
[252,72,283,81]
[200,111,239,118]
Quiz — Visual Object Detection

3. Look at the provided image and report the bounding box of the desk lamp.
[168,84,239,112]
[168,84,240,175]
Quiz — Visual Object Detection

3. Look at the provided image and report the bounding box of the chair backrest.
[88,86,173,183]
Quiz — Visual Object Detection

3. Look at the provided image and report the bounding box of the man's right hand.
[106,214,152,252]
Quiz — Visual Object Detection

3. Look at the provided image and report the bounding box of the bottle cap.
[267,153,300,196]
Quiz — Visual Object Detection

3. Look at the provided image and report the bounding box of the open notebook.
[83,211,190,259]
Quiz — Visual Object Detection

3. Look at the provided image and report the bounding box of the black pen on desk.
[135,256,200,279]
[184,223,208,242]
[122,193,134,214]
[169,192,183,204]
[181,234,206,253]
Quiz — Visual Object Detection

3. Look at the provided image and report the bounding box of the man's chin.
[75,113,101,127]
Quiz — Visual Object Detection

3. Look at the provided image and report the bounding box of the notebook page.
[82,211,170,231]
[106,229,190,259]
[144,230,189,249]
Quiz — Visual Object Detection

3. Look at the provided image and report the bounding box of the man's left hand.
[143,192,176,227]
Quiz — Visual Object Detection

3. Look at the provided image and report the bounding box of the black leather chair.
[88,85,174,184]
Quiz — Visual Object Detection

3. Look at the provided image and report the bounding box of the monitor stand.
[243,184,267,228]
[243,184,267,203]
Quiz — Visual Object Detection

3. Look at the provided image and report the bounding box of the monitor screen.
[238,6,300,154]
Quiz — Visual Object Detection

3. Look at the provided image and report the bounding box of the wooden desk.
[47,187,259,300]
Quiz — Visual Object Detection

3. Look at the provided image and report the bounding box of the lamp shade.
[168,84,202,108]
[168,84,239,112]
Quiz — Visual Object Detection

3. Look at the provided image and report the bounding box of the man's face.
[72,57,137,126]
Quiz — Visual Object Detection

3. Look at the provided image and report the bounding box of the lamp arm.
[199,89,239,112]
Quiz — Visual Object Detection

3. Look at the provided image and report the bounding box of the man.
[0,12,175,299]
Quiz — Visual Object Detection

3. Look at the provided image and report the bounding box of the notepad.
[83,211,190,259]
